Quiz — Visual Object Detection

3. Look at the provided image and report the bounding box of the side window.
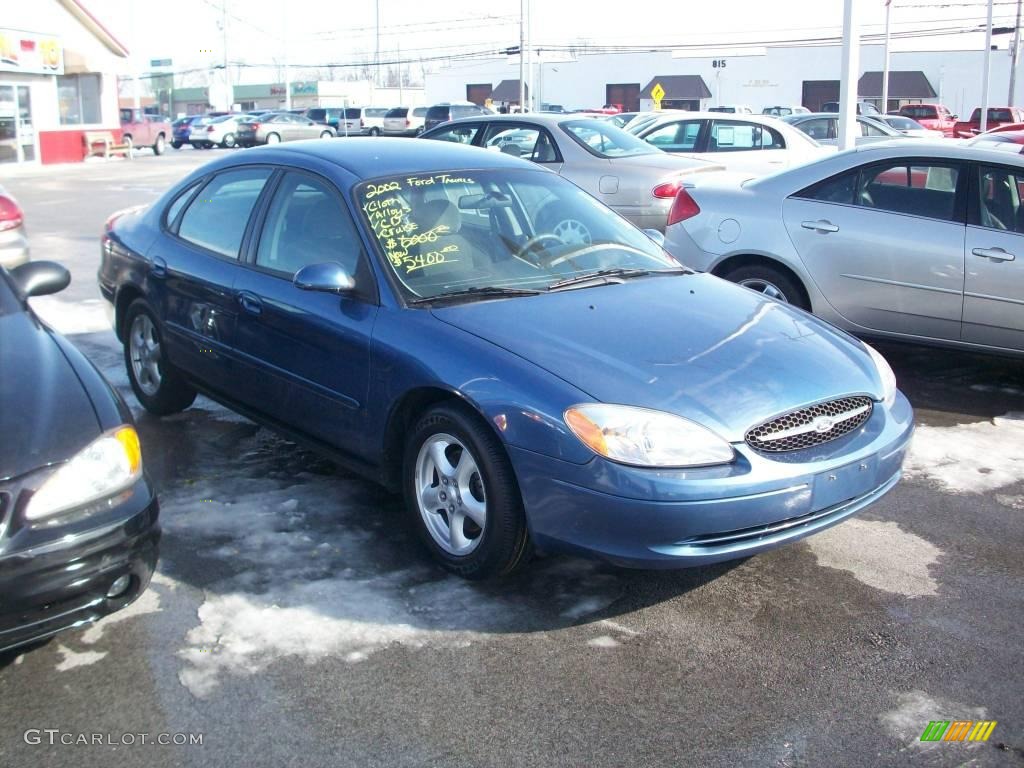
[164,182,201,229]
[795,170,857,204]
[484,125,543,159]
[643,120,702,151]
[860,120,888,137]
[976,165,1024,233]
[858,163,960,221]
[709,121,784,151]
[177,168,272,258]
[798,118,831,141]
[428,123,480,144]
[256,172,368,284]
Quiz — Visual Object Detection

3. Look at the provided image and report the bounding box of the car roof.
[845,139,1024,163]
[206,136,534,179]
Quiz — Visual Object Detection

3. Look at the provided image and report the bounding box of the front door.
[962,164,1024,351]
[783,159,966,340]
[231,170,378,457]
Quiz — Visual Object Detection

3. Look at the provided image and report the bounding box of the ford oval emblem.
[813,416,835,433]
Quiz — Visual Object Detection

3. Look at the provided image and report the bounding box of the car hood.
[431,274,881,442]
[0,311,101,481]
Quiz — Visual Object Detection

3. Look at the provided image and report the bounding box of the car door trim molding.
[964,289,1024,306]
[839,273,965,296]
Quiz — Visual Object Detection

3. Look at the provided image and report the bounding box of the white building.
[426,42,1022,118]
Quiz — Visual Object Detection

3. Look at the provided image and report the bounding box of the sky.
[88,0,1022,85]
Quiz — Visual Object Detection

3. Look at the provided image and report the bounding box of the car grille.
[745,395,874,454]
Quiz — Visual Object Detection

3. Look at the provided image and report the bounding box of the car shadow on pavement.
[874,340,1024,423]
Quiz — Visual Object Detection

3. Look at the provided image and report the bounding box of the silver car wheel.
[738,278,789,303]
[129,314,162,397]
[552,219,592,246]
[415,433,486,556]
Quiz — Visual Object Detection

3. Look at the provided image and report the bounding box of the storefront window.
[57,73,101,125]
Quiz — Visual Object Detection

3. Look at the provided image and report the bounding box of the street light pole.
[982,0,994,132]
[838,0,861,151]
[881,0,892,114]
[1010,0,1022,105]
[518,0,525,111]
[283,10,291,110]
[222,0,231,110]
[375,0,381,88]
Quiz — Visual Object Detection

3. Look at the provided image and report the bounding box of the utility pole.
[222,0,231,110]
[1010,0,1022,105]
[375,0,381,88]
[283,9,291,110]
[982,0,994,132]
[838,0,860,151]
[881,0,892,114]
[518,0,525,111]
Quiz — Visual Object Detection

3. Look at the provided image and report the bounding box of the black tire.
[265,132,281,144]
[152,134,165,155]
[171,140,182,149]
[403,403,530,580]
[221,133,236,148]
[719,263,810,311]
[319,130,332,139]
[123,299,197,415]
[369,127,381,137]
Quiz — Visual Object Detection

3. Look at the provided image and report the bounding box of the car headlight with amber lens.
[864,343,897,407]
[564,404,735,468]
[25,426,143,522]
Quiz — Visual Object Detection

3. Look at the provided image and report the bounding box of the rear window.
[386,108,408,118]
[307,109,326,121]
[426,105,450,120]
[366,108,389,118]
[343,108,360,119]
[901,105,937,120]
[991,109,1014,122]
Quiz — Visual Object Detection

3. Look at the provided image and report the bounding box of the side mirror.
[951,114,958,120]
[643,228,666,247]
[10,261,71,298]
[293,262,356,294]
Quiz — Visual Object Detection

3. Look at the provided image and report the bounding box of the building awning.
[858,70,936,99]
[491,79,528,102]
[640,75,711,100]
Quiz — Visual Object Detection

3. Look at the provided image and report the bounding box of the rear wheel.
[152,134,165,155]
[369,127,381,137]
[720,263,809,310]
[171,140,182,149]
[404,404,530,579]
[319,130,332,139]
[123,300,197,415]
[221,133,236,148]
[265,132,281,144]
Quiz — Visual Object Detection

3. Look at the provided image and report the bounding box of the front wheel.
[404,404,530,579]
[221,133,236,148]
[720,263,810,310]
[152,134,165,155]
[369,127,381,137]
[265,132,281,144]
[123,300,197,415]
[171,140,182,149]
[319,130,332,139]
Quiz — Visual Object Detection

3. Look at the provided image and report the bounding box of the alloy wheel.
[738,278,789,302]
[129,313,162,397]
[414,433,487,556]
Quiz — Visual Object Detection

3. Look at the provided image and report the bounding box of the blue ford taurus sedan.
[98,138,913,579]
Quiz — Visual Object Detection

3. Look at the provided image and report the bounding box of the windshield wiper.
[547,267,687,292]
[408,286,543,306]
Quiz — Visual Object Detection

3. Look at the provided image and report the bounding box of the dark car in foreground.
[0,262,159,653]
[98,139,912,579]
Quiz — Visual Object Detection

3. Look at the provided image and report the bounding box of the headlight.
[564,404,734,468]
[864,344,897,407]
[25,426,142,522]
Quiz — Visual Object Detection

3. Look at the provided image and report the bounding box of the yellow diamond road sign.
[650,82,665,102]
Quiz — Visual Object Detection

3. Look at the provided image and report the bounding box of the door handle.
[972,247,1016,262]
[151,255,167,278]
[801,220,839,233]
[237,291,263,315]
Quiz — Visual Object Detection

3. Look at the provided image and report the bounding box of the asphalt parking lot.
[1,148,1022,768]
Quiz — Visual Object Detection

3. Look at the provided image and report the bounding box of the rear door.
[962,163,1024,351]
[706,119,789,173]
[640,118,706,153]
[782,158,966,340]
[156,166,274,393]
[231,170,378,456]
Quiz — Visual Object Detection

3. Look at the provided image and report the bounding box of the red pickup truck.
[952,106,1024,138]
[119,108,171,155]
[897,104,957,137]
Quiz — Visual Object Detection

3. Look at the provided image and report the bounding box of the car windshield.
[355,169,679,302]
[559,119,659,158]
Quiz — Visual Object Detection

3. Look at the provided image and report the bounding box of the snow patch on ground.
[164,439,624,698]
[586,636,620,649]
[996,494,1024,510]
[904,413,1024,494]
[880,690,988,751]
[55,644,108,671]
[808,520,941,597]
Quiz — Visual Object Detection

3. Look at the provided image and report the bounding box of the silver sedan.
[664,141,1024,356]
[419,113,724,231]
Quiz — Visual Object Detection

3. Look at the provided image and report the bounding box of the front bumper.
[509,393,914,568]
[0,479,160,654]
